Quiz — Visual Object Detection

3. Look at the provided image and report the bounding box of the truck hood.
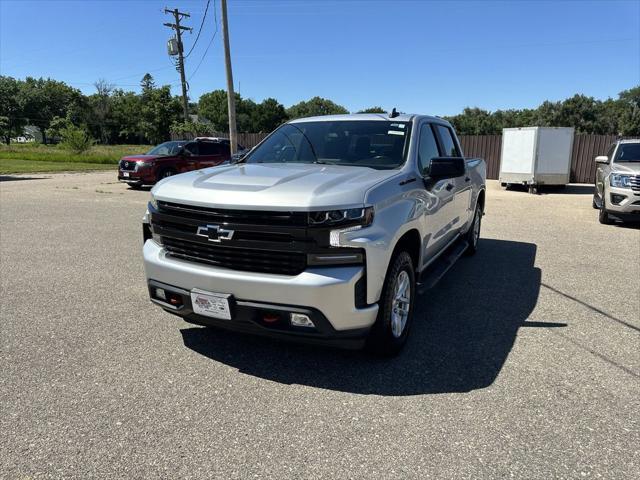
[121,154,160,162]
[611,162,640,174]
[151,163,401,210]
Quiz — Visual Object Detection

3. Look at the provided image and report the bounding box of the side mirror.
[595,155,609,164]
[427,157,466,179]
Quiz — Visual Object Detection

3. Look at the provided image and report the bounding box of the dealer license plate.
[190,289,232,320]
[123,172,130,177]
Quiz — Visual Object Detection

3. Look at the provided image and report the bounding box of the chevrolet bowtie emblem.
[196,224,234,242]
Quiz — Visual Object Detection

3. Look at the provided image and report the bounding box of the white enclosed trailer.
[499,127,575,192]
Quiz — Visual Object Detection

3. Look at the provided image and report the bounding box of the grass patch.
[0,158,117,174]
[0,143,150,165]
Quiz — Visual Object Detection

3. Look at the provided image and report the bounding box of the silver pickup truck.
[142,113,486,354]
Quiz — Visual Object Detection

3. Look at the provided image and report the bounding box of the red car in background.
[118,138,241,188]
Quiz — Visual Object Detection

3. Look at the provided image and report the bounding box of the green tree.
[88,79,115,143]
[556,94,603,133]
[140,85,182,144]
[111,90,143,143]
[251,98,288,132]
[357,106,386,113]
[20,77,82,144]
[140,73,156,96]
[45,115,72,141]
[616,86,640,136]
[0,76,26,144]
[446,107,498,135]
[60,124,94,153]
[198,90,232,131]
[198,90,263,132]
[286,96,348,119]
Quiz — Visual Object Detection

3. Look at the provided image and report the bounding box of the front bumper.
[605,186,640,219]
[143,240,379,336]
[118,170,155,185]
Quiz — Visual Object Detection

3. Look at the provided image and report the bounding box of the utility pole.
[220,0,237,154]
[164,8,192,122]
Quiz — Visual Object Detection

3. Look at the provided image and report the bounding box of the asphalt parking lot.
[1,171,639,479]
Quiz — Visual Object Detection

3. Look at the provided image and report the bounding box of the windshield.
[245,120,411,169]
[614,143,640,163]
[146,141,186,156]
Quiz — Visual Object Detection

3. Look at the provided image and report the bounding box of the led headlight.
[149,194,158,210]
[610,174,632,188]
[136,161,154,168]
[308,207,374,227]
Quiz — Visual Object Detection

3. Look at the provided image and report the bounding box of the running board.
[416,239,469,294]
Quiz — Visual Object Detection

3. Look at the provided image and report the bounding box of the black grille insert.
[157,201,307,226]
[120,160,137,171]
[163,237,306,275]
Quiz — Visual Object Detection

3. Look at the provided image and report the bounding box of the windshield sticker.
[388,130,405,136]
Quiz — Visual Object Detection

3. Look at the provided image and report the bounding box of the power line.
[184,0,211,59]
[188,0,218,82]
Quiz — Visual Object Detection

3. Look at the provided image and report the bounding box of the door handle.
[465,176,471,182]
[446,183,454,191]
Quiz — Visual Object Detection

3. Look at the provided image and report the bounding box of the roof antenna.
[389,108,399,118]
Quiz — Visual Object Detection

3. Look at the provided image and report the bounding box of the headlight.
[137,161,154,168]
[149,195,158,210]
[610,174,632,188]
[308,207,374,227]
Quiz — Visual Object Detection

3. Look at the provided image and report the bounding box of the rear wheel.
[366,252,415,356]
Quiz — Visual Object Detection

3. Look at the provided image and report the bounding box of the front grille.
[151,202,313,275]
[629,175,640,193]
[157,201,307,226]
[120,160,137,171]
[163,237,306,275]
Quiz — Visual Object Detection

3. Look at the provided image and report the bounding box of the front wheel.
[464,203,482,256]
[366,252,415,356]
[599,198,612,225]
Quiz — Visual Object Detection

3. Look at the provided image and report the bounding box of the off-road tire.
[366,251,415,356]
[599,198,612,225]
[464,203,482,256]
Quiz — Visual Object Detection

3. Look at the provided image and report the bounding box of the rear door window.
[183,143,199,156]
[435,125,460,157]
[199,143,221,155]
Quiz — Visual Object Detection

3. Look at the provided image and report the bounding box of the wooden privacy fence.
[458,135,502,180]
[460,133,636,183]
[175,130,635,184]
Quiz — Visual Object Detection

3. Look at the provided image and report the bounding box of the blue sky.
[1,0,639,116]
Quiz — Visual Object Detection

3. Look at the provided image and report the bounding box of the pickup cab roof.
[288,113,452,127]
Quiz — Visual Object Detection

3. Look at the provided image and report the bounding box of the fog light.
[610,193,626,205]
[168,293,183,306]
[263,313,280,324]
[155,288,166,300]
[290,313,315,328]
